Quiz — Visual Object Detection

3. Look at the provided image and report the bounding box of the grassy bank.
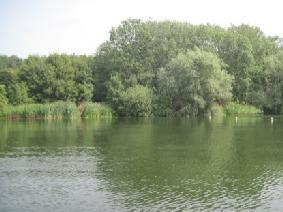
[0,102,113,119]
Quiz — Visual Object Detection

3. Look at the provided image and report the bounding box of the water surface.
[1,117,283,211]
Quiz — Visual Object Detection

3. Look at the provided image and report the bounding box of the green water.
[1,117,283,211]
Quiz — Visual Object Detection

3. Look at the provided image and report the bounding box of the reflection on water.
[1,117,283,211]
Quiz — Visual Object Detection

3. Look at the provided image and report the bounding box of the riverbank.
[0,101,262,120]
[0,102,113,119]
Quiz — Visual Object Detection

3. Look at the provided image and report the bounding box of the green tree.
[0,85,8,107]
[105,74,153,116]
[156,49,233,116]
[0,55,22,70]
[94,19,155,101]
[0,68,18,86]
[218,31,255,103]
[225,25,279,103]
[0,68,32,105]
[20,54,93,103]
[7,83,31,105]
[118,85,153,117]
[260,51,283,114]
[94,19,279,106]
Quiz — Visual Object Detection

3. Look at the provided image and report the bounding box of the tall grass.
[81,102,113,119]
[0,102,113,120]
[224,102,262,116]
[0,102,80,119]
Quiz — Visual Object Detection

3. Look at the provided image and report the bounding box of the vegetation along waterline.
[0,102,113,119]
[1,19,283,117]
[0,102,261,119]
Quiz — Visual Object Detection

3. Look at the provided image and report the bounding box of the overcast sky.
[0,0,282,58]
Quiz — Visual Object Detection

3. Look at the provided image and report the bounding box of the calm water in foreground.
[1,117,283,211]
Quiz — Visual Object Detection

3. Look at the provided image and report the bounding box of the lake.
[1,117,283,211]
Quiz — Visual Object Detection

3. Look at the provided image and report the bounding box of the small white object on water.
[235,116,238,122]
[271,117,274,124]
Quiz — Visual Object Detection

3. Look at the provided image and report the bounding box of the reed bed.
[0,102,80,119]
[81,102,113,119]
[0,102,113,120]
[224,102,262,116]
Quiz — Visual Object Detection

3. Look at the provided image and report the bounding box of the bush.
[117,85,153,117]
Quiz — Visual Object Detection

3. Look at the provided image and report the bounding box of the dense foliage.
[1,19,283,116]
[0,85,8,107]
[20,54,93,103]
[115,85,153,117]
[156,49,233,116]
[256,50,283,114]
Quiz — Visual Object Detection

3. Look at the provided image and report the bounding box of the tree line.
[1,19,283,116]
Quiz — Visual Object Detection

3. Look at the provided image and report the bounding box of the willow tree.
[156,49,233,116]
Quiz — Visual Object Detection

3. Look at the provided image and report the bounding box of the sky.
[0,0,283,58]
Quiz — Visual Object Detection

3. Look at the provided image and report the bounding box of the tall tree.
[157,49,233,116]
[20,54,93,103]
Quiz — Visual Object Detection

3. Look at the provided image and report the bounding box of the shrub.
[117,85,153,117]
